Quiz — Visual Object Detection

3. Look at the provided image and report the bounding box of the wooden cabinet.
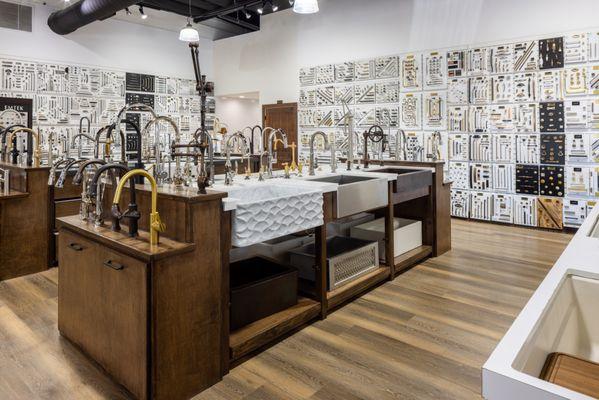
[57,189,226,400]
[0,162,51,280]
[59,229,148,399]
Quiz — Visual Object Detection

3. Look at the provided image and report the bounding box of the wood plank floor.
[0,219,573,400]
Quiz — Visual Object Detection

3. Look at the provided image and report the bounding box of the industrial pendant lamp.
[293,0,318,14]
[179,0,200,42]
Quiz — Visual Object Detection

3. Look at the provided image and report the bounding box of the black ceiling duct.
[47,0,138,35]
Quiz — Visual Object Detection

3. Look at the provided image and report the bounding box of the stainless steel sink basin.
[306,174,388,218]
[365,167,432,197]
[308,175,377,185]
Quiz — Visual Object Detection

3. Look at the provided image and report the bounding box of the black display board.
[539,101,564,132]
[516,164,540,195]
[125,93,155,108]
[539,37,564,69]
[125,72,155,93]
[540,165,564,197]
[0,97,33,128]
[540,133,566,164]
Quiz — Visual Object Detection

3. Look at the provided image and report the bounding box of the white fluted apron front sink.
[224,184,324,247]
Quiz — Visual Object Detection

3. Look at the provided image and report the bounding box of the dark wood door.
[262,102,297,169]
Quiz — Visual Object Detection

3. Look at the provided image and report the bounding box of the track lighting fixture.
[243,7,251,19]
[293,0,318,14]
[125,7,132,15]
[179,0,199,42]
[257,0,278,14]
[139,5,148,19]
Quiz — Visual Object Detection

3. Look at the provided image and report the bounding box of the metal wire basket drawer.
[289,236,379,291]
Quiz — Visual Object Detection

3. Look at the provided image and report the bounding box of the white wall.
[0,4,213,79]
[213,0,599,104]
[215,96,261,132]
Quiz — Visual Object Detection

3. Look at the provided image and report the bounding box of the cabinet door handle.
[103,260,124,270]
[68,243,83,251]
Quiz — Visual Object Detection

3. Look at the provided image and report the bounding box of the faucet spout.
[309,131,329,176]
[113,169,165,245]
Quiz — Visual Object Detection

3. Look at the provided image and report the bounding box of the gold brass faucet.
[112,169,165,246]
[7,127,42,167]
[289,142,298,171]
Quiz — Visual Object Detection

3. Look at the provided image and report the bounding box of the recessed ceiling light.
[239,95,245,98]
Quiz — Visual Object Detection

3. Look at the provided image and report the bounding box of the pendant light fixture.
[179,0,200,42]
[293,0,318,14]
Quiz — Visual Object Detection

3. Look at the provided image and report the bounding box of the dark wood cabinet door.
[262,102,298,169]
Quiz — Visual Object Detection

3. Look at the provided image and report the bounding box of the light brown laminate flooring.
[0,219,573,400]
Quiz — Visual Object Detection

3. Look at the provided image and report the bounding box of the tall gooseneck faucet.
[267,128,288,178]
[224,131,249,185]
[309,131,329,176]
[113,169,165,246]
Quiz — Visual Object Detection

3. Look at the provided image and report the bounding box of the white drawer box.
[350,217,422,262]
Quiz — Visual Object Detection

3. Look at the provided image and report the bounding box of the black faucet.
[89,164,137,235]
[362,125,385,168]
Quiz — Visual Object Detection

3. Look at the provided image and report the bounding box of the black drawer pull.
[68,243,83,251]
[103,260,124,270]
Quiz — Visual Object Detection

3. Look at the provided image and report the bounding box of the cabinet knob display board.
[298,29,599,230]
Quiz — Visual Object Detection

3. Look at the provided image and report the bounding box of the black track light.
[139,5,147,19]
[125,7,132,15]
[257,2,264,14]
[243,7,251,19]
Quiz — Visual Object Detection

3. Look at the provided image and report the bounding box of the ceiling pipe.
[48,0,140,35]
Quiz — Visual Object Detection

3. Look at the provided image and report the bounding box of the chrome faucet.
[309,131,329,176]
[267,129,288,178]
[339,101,355,171]
[224,131,249,185]
[396,129,407,161]
[258,151,269,181]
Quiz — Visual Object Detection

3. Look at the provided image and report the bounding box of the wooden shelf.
[229,297,320,361]
[393,245,432,274]
[327,266,390,310]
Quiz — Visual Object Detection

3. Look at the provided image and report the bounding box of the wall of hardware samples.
[0,55,215,162]
[297,29,599,231]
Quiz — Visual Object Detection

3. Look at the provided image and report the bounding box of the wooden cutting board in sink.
[540,352,599,398]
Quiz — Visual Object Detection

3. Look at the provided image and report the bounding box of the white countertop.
[483,206,599,400]
[212,164,406,211]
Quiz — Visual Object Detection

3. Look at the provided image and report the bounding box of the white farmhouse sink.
[514,274,599,380]
[224,184,324,247]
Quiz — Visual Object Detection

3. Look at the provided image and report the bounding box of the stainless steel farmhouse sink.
[306,174,388,218]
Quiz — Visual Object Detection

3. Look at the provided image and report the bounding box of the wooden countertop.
[0,161,50,171]
[57,215,195,262]
[0,189,29,201]
[132,183,228,203]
